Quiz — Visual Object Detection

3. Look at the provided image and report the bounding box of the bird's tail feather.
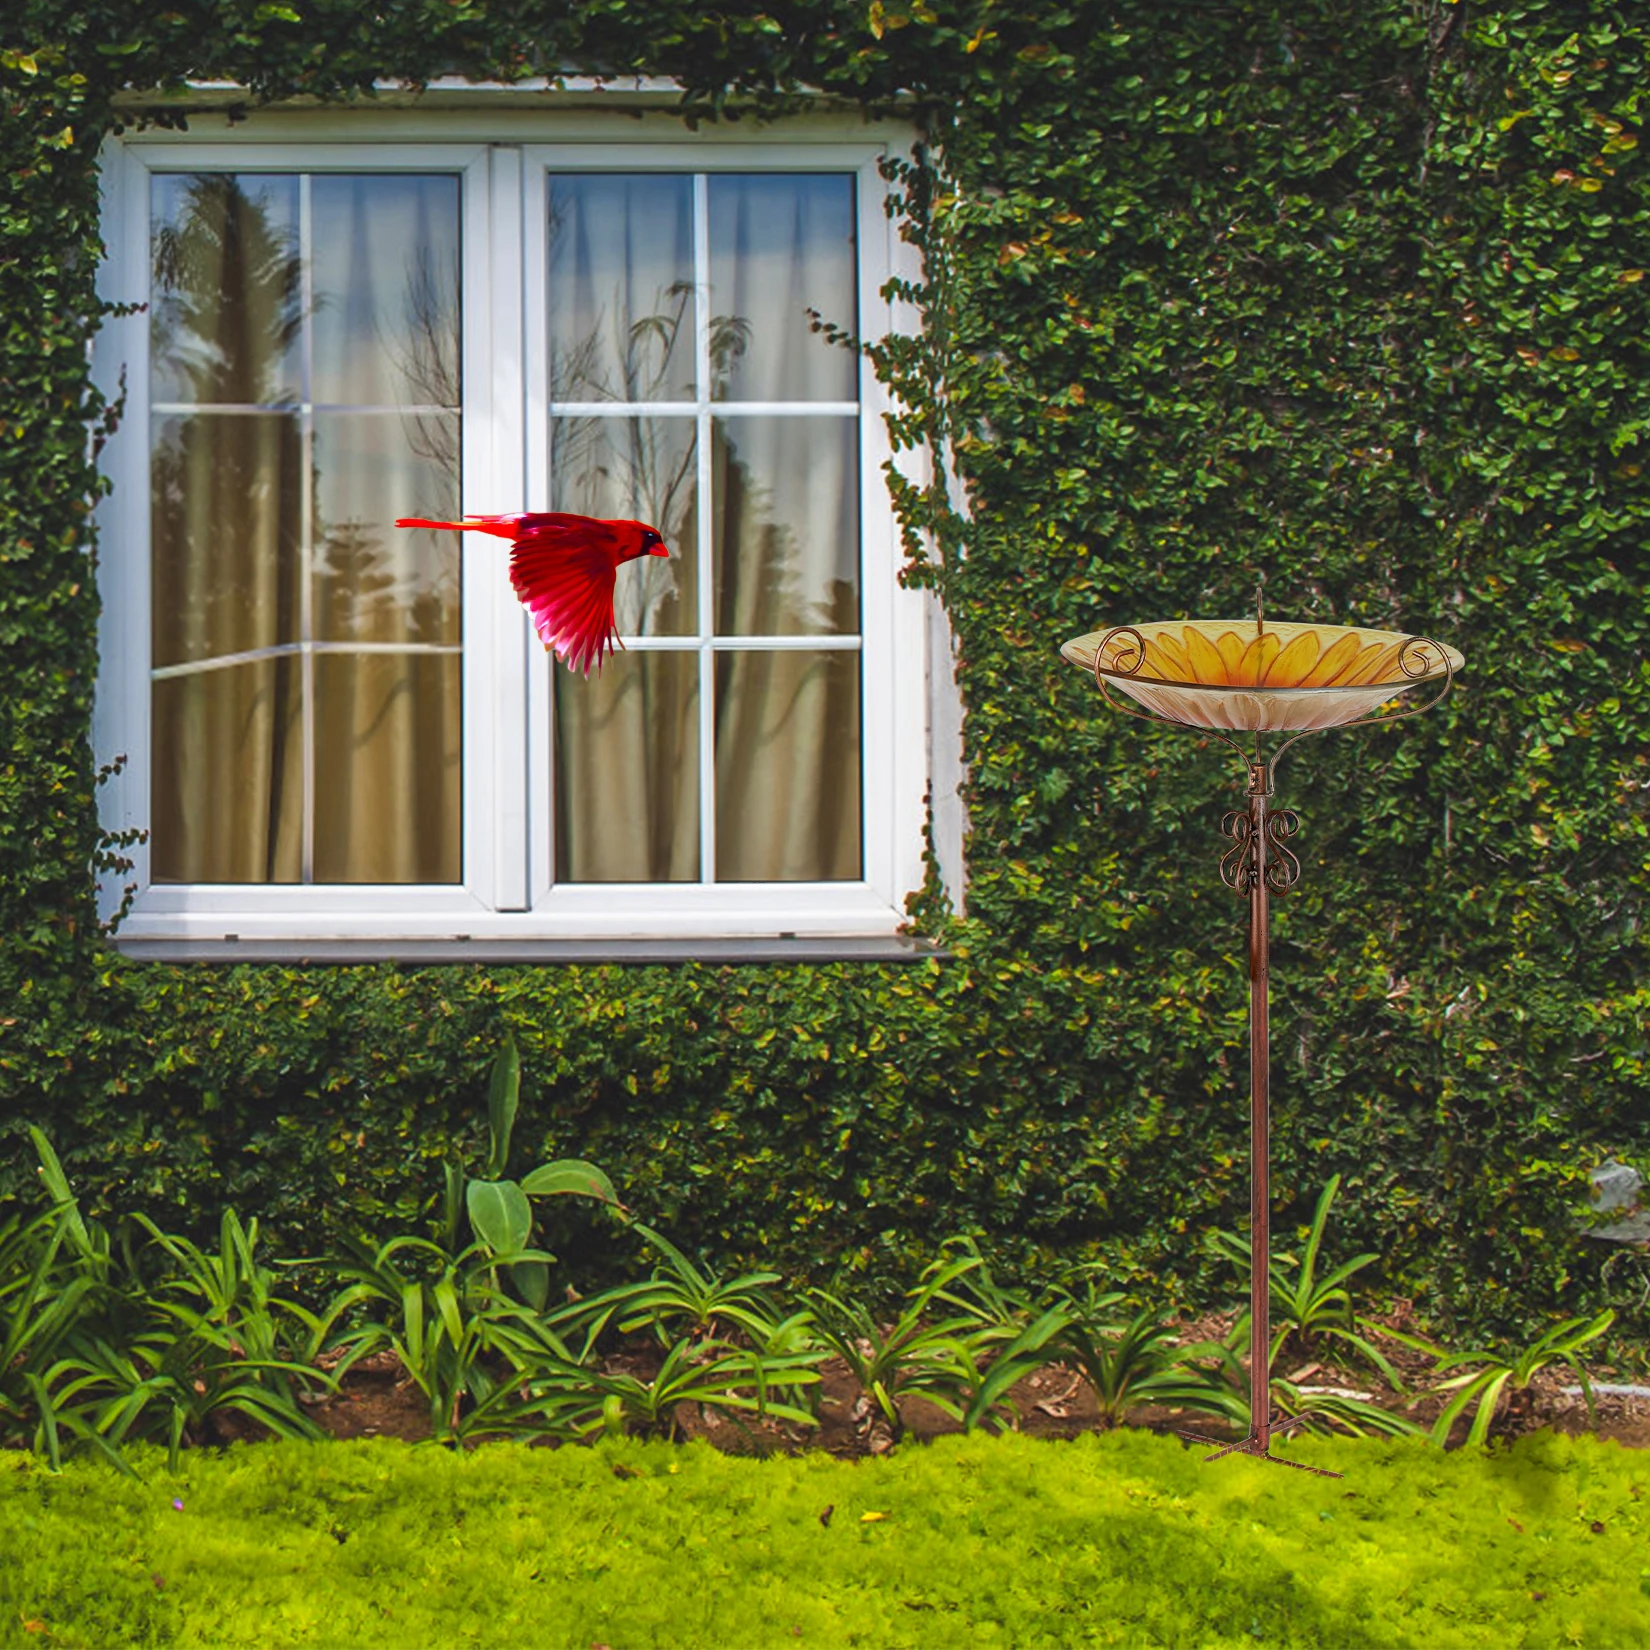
[395,516,519,538]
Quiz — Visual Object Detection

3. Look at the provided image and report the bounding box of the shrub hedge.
[1,1,1647,1346]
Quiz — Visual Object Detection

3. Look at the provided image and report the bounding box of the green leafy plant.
[540,1334,822,1443]
[925,1237,1076,1432]
[953,1305,1075,1434]
[1269,1377,1428,1441]
[1207,1176,1405,1389]
[28,1128,134,1305]
[931,1235,1043,1340]
[0,1202,91,1450]
[1051,1288,1251,1431]
[806,1253,993,1442]
[136,1210,324,1380]
[304,1067,636,1445]
[574,1222,790,1347]
[438,1037,624,1313]
[557,1223,829,1421]
[15,1133,327,1472]
[1170,1330,1425,1442]
[1388,1310,1617,1448]
[315,1230,585,1445]
[40,1209,326,1473]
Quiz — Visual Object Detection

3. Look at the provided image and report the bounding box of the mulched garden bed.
[297,1305,1650,1457]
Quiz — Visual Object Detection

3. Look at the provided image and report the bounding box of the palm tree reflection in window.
[549,267,751,636]
[151,176,305,677]
[152,175,462,657]
[549,268,851,641]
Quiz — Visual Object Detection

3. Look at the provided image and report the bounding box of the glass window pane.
[312,653,461,883]
[310,174,461,409]
[555,652,699,882]
[548,175,694,403]
[715,651,860,881]
[151,174,301,406]
[708,175,857,404]
[152,412,302,669]
[150,171,463,889]
[549,416,698,636]
[713,416,858,637]
[314,413,460,644]
[152,660,302,883]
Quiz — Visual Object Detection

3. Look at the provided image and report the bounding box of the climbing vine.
[1,0,1646,1348]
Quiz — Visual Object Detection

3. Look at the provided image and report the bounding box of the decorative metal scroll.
[1265,810,1302,891]
[1261,634,1457,781]
[1218,813,1254,891]
[1218,808,1302,894]
[1087,626,1157,724]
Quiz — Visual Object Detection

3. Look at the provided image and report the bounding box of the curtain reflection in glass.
[151,174,301,406]
[555,652,699,882]
[715,651,860,881]
[708,175,856,404]
[549,416,697,635]
[152,662,302,883]
[713,416,858,637]
[548,176,694,403]
[314,413,460,645]
[148,171,462,884]
[311,175,460,409]
[313,654,460,882]
[152,412,302,668]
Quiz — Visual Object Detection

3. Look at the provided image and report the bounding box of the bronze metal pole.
[1176,760,1338,1476]
[1247,764,1272,1454]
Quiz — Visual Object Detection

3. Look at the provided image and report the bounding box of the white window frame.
[92,104,948,956]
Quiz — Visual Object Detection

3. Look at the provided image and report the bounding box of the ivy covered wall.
[1,0,1646,1346]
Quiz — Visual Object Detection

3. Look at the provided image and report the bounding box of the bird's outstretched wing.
[510,521,621,676]
[396,513,652,675]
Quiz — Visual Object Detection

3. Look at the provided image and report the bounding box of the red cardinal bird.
[395,512,669,675]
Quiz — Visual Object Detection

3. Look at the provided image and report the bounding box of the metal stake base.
[1176,1411,1344,1478]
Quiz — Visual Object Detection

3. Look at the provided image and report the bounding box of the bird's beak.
[649,542,670,558]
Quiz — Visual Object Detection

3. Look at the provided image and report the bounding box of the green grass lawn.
[1,1429,1645,1649]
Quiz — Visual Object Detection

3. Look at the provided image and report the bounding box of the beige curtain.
[554,654,701,883]
[713,650,860,881]
[149,172,461,885]
[550,173,862,883]
[150,410,305,882]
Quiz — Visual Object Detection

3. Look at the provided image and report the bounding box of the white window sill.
[108,935,941,964]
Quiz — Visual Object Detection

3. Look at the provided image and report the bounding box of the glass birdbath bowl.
[1060,618,1462,736]
[1062,614,1462,1478]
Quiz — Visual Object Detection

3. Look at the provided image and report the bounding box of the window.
[93,107,946,955]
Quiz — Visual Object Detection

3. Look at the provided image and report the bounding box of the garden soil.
[295,1307,1650,1457]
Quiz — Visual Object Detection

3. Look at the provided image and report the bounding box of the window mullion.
[461,146,529,910]
[522,155,555,905]
[492,145,528,911]
[299,172,317,885]
[694,171,716,886]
